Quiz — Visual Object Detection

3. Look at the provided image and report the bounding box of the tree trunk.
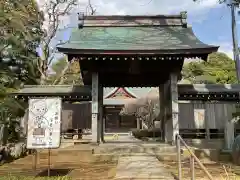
[0,124,8,145]
[142,121,148,129]
[52,62,71,85]
[40,74,46,85]
[0,124,4,145]
[137,118,140,129]
[40,60,48,85]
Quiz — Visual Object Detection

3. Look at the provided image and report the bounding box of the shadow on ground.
[36,168,73,177]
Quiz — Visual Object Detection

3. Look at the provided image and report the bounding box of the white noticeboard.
[194,109,205,128]
[27,98,62,149]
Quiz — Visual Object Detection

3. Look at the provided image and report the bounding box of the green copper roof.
[10,85,91,96]
[11,84,240,96]
[58,26,217,52]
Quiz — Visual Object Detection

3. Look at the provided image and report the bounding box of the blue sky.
[37,0,240,60]
[189,3,240,58]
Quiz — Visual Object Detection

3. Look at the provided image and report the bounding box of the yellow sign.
[197,111,204,121]
[104,134,119,140]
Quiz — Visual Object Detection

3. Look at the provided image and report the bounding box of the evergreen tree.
[0,0,43,143]
[182,52,237,84]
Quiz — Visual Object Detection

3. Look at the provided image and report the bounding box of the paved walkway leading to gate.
[114,155,174,180]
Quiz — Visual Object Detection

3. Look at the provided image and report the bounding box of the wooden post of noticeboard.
[48,149,50,176]
[32,149,37,172]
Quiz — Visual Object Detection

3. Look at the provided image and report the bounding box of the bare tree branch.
[38,0,96,84]
[88,0,96,15]
[0,45,9,54]
[37,0,77,84]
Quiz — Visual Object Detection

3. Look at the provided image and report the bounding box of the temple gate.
[57,12,218,144]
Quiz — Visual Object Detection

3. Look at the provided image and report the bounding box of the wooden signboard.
[27,98,62,149]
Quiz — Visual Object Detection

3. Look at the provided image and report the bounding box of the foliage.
[182,52,237,84]
[46,56,83,85]
[0,0,44,86]
[0,0,43,143]
[131,128,161,139]
[0,96,27,143]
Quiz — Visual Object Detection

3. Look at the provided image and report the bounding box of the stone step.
[95,145,177,155]
[94,153,158,156]
[60,139,91,146]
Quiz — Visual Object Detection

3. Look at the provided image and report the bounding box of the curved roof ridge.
[123,87,138,98]
[104,87,138,99]
[104,87,118,98]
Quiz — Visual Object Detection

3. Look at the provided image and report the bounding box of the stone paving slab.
[114,155,174,180]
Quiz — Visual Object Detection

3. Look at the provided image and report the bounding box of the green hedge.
[131,128,161,139]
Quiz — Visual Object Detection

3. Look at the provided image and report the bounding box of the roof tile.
[58,27,216,51]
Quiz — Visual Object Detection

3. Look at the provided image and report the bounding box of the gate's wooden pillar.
[170,73,179,144]
[164,73,179,145]
[99,85,105,143]
[159,85,165,141]
[91,72,100,143]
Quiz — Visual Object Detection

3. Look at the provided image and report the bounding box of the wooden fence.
[178,101,239,139]
[179,101,237,130]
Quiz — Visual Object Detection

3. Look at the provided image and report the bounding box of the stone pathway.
[114,155,174,180]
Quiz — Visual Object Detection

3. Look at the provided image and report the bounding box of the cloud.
[70,0,222,24]
[91,0,220,14]
[214,34,235,59]
[86,0,222,20]
[36,0,223,30]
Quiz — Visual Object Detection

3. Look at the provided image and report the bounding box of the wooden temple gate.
[56,12,218,144]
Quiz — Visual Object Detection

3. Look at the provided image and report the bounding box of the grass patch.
[161,159,240,180]
[0,147,117,180]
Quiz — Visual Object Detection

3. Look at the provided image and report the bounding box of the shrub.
[131,128,161,139]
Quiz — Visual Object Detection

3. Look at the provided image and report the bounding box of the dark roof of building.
[10,85,91,96]
[9,84,240,102]
[178,84,240,94]
[10,84,240,96]
[57,14,218,55]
